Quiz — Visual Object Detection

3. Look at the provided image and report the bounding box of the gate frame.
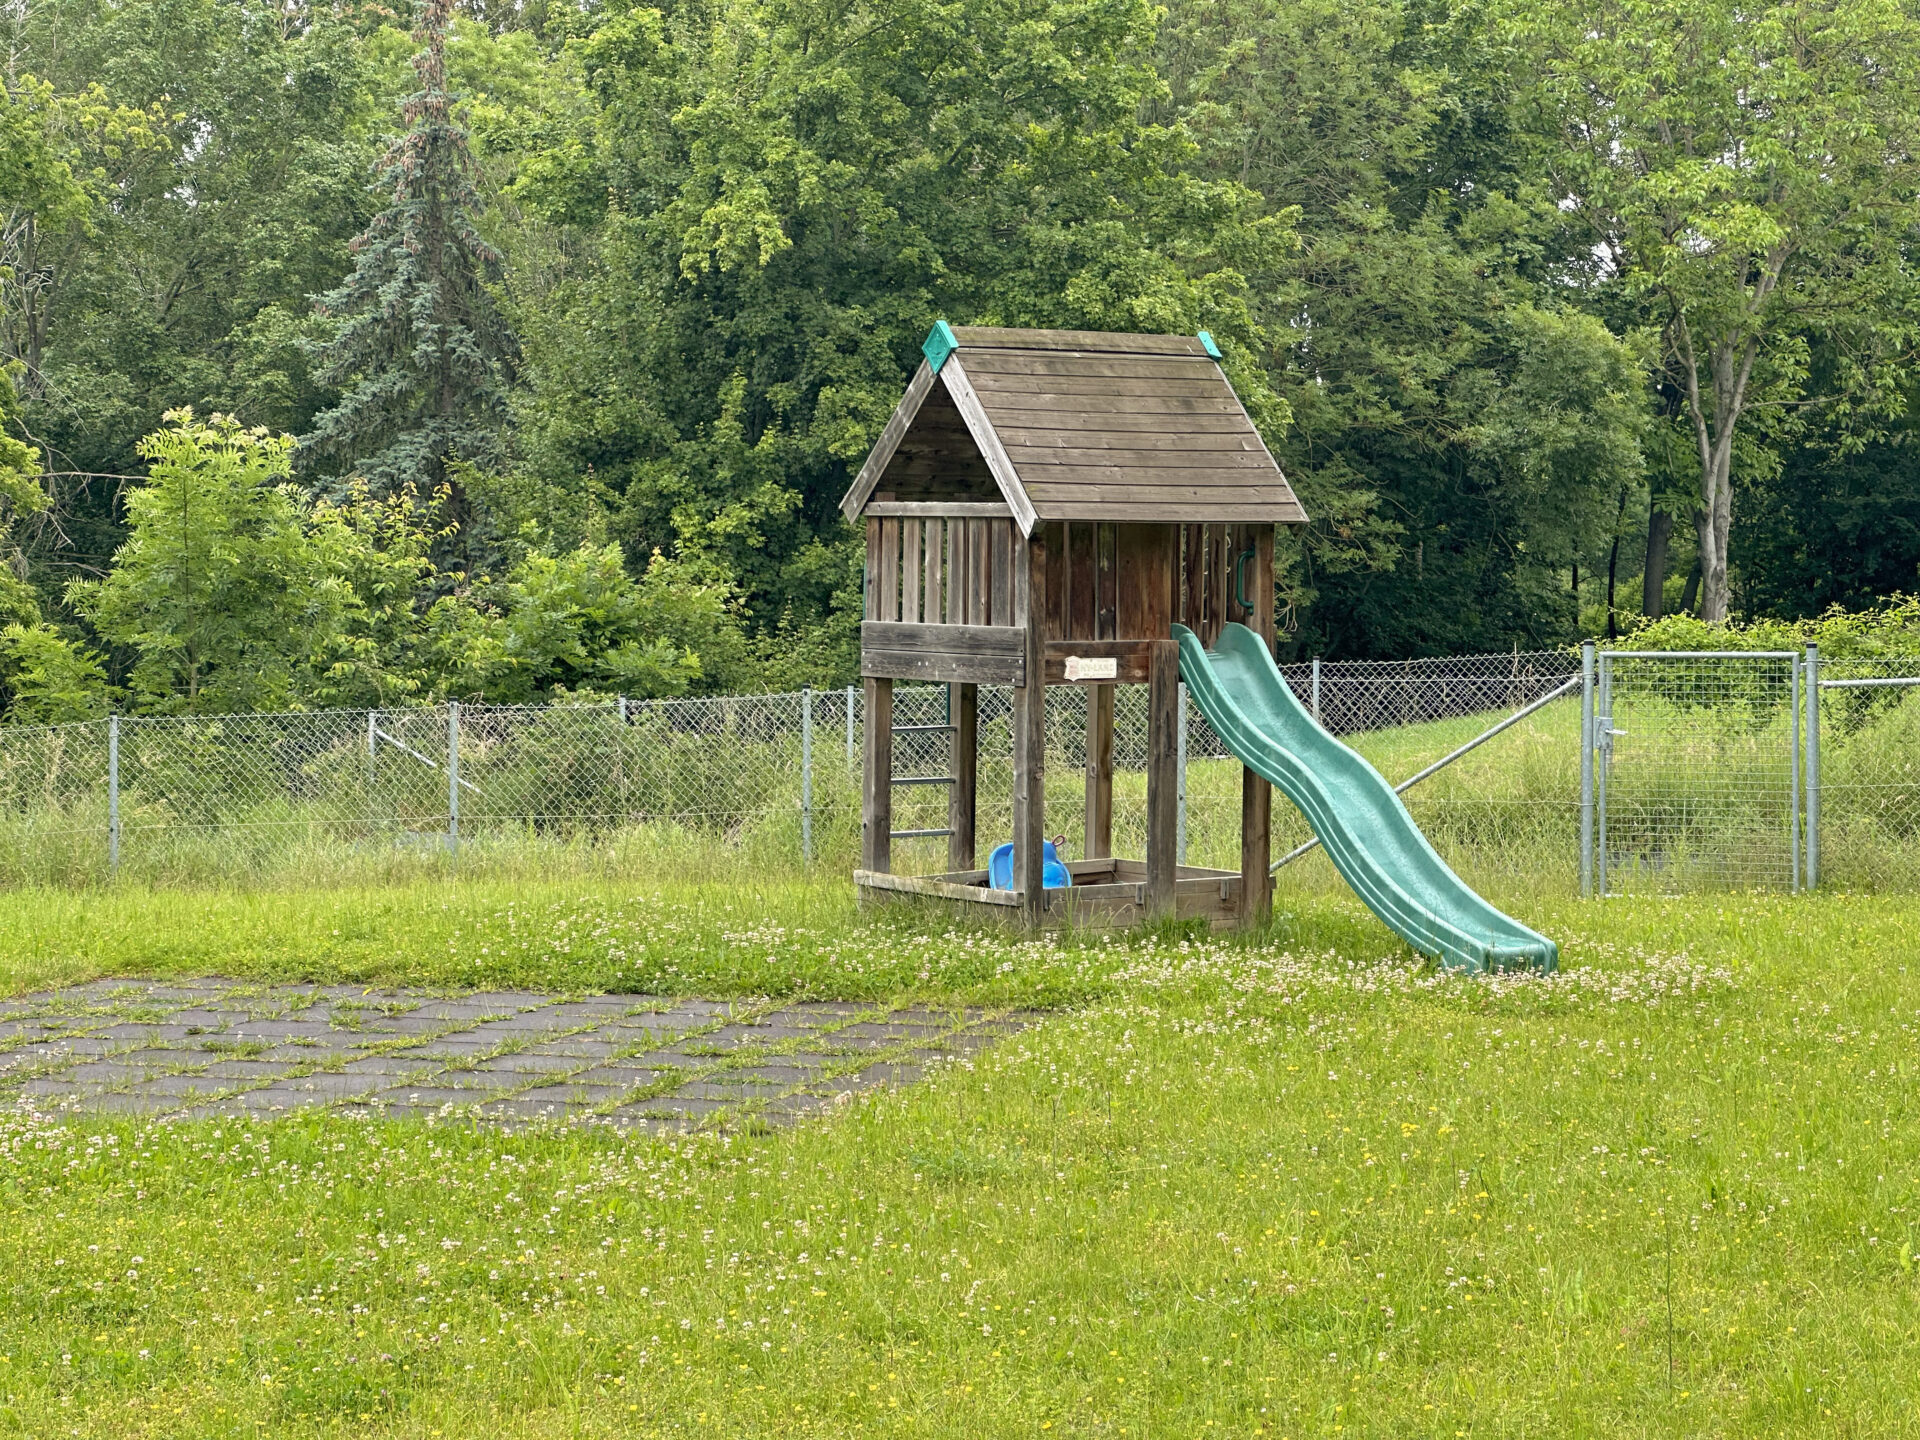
[1582,649,1803,897]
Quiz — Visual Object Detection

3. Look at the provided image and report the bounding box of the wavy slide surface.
[1177,623,1556,973]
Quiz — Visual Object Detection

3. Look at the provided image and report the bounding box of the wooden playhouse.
[842,323,1307,928]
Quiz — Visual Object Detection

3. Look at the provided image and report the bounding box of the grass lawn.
[2,877,1916,1435]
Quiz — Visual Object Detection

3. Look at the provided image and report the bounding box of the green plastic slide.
[1176,622,1557,973]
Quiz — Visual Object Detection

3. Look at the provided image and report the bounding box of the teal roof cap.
[923,320,960,373]
[1197,330,1223,359]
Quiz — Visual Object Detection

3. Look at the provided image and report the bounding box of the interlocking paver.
[138,1074,246,1098]
[472,1052,588,1074]
[1,981,1030,1130]
[514,1082,630,1107]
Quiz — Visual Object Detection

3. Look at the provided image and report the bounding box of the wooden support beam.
[861,621,1026,685]
[1085,683,1114,860]
[862,677,893,876]
[1012,530,1047,923]
[1240,524,1275,927]
[865,501,1012,519]
[949,682,978,871]
[1145,639,1180,919]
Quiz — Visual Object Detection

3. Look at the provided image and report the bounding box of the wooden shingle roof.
[840,325,1306,534]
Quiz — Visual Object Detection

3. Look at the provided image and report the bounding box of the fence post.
[1310,656,1322,725]
[447,700,460,854]
[1579,642,1595,898]
[1176,681,1188,864]
[107,714,120,877]
[800,687,814,863]
[1789,652,1802,891]
[1805,643,1819,889]
[846,684,857,770]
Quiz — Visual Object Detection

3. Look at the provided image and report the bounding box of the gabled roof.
[840,325,1306,535]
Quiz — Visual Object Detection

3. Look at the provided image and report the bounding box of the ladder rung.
[890,827,955,839]
[894,723,954,733]
[891,775,954,786]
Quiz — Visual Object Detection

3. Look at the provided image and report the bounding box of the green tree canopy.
[1514,0,1920,622]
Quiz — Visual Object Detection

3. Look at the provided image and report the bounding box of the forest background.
[4,0,1920,719]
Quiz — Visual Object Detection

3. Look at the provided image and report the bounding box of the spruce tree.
[301,0,516,505]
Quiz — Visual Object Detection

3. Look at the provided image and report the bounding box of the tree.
[1518,0,1920,621]
[493,544,748,702]
[507,0,1291,665]
[3,0,384,603]
[301,0,517,513]
[1159,0,1647,653]
[69,410,354,712]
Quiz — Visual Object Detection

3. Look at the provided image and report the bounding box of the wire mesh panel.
[1276,651,1576,738]
[0,718,112,883]
[1810,655,1920,890]
[1597,652,1800,894]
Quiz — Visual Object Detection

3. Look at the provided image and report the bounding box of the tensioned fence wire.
[0,646,1910,892]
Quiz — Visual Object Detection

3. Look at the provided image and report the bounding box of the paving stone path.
[0,980,1033,1131]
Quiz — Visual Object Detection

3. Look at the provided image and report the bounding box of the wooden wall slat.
[990,520,1014,627]
[1182,523,1204,629]
[865,517,881,621]
[1207,524,1229,644]
[876,517,900,623]
[1069,522,1095,641]
[923,519,944,628]
[947,519,967,624]
[900,518,921,624]
[1043,522,1067,640]
[1095,523,1117,640]
[968,519,990,625]
[1117,524,1176,640]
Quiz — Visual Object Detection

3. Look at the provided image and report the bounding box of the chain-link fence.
[1810,652,1920,891]
[0,645,1912,894]
[1588,651,1802,895]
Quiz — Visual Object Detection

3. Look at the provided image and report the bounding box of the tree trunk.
[1604,485,1627,639]
[1679,553,1702,616]
[1696,462,1731,622]
[1642,505,1671,619]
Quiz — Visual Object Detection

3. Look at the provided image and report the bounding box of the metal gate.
[1581,649,1803,895]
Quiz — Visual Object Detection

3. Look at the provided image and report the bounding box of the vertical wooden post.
[949,682,978,871]
[1145,639,1180,919]
[1239,524,1275,926]
[862,677,893,876]
[1084,683,1114,860]
[1012,529,1047,924]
